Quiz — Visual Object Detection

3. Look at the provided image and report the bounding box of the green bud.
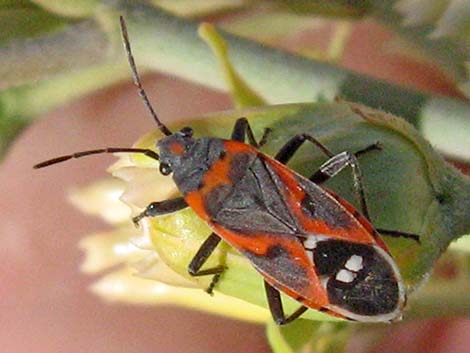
[116,101,469,322]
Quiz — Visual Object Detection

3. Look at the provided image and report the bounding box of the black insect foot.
[355,142,382,158]
[275,318,287,326]
[372,141,383,150]
[132,214,144,227]
[204,285,215,296]
[205,272,223,296]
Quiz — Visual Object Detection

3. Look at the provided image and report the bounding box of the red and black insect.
[35,17,419,325]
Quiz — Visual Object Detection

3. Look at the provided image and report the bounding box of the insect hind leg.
[308,144,421,242]
[264,281,308,325]
[274,133,380,221]
[309,143,381,221]
[377,228,420,243]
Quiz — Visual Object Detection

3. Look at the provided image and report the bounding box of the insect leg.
[188,233,226,294]
[309,145,421,242]
[377,229,420,243]
[275,134,377,217]
[264,281,308,325]
[307,143,381,220]
[132,197,187,225]
[275,134,335,164]
[309,150,373,220]
[231,117,271,147]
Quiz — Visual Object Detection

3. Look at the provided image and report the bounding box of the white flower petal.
[69,178,130,224]
[91,267,269,323]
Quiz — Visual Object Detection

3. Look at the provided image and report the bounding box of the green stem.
[0,19,113,90]
[0,62,129,156]
[0,62,129,117]
[99,0,470,160]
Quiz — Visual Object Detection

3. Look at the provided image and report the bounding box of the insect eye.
[159,162,172,175]
[179,127,193,137]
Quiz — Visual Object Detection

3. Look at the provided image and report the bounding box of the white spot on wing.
[345,255,363,272]
[336,269,356,283]
[306,249,313,264]
[303,235,318,249]
[326,245,406,323]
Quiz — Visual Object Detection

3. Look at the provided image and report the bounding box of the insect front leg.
[231,117,271,147]
[188,232,226,295]
[132,197,187,225]
[264,282,308,325]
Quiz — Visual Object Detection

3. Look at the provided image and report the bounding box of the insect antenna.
[34,18,168,170]
[119,16,172,136]
[34,147,159,169]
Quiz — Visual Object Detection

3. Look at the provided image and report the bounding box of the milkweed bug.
[35,17,420,325]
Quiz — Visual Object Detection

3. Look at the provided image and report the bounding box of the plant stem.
[1,0,469,160]
[99,0,470,160]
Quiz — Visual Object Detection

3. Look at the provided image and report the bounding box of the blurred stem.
[98,0,470,159]
[0,63,128,117]
[0,62,129,153]
[0,19,113,90]
[1,0,469,160]
[30,0,100,17]
[198,22,266,108]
